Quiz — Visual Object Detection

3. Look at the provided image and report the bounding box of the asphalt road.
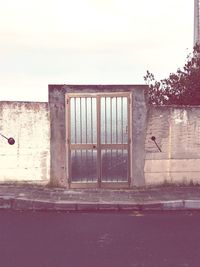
[0,210,200,267]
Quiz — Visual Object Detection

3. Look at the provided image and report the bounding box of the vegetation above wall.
[144,44,200,105]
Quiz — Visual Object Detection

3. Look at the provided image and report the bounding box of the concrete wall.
[131,86,148,186]
[2,93,200,187]
[145,106,200,185]
[0,101,50,183]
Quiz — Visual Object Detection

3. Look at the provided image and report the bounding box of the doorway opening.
[66,92,131,188]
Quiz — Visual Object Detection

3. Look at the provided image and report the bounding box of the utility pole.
[194,0,200,45]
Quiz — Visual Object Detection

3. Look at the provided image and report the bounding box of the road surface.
[0,210,200,267]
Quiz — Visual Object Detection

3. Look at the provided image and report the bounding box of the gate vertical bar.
[85,98,88,181]
[80,97,82,144]
[110,97,113,178]
[97,96,101,187]
[66,95,71,186]
[127,94,131,186]
[74,98,77,144]
[80,98,83,179]
[121,97,124,144]
[90,97,94,169]
[116,97,118,181]
[116,97,118,144]
[110,97,112,144]
[91,97,93,144]
[85,98,88,144]
[105,97,107,144]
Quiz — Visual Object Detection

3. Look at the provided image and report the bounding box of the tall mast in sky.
[194,0,200,45]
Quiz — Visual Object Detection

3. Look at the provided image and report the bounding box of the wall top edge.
[48,84,148,90]
[150,104,200,108]
[0,101,48,104]
[49,84,147,86]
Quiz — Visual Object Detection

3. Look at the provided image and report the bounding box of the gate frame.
[65,92,132,189]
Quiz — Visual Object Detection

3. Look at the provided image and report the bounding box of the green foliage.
[144,45,200,105]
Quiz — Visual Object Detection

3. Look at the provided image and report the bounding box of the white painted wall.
[0,101,50,183]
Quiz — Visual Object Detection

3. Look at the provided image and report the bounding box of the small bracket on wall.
[0,132,15,145]
[151,136,162,152]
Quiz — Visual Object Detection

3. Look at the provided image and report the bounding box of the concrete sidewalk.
[0,184,200,211]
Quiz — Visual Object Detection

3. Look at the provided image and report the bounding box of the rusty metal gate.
[66,93,131,188]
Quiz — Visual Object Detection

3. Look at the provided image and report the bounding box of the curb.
[1,197,200,212]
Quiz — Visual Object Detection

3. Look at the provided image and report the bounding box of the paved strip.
[0,197,200,211]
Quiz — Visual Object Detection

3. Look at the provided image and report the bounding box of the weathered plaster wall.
[0,101,50,183]
[145,106,200,185]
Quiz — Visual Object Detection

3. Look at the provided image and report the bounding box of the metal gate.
[66,93,131,188]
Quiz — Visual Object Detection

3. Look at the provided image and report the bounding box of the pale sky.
[0,0,194,101]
